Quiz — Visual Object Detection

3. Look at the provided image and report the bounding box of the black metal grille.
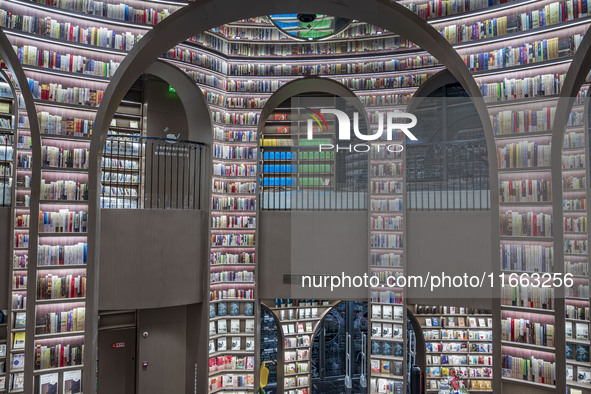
[0,131,12,207]
[101,135,207,210]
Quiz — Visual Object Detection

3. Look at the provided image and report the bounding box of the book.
[12,353,24,370]
[245,320,254,334]
[217,338,227,352]
[230,319,240,334]
[217,319,227,334]
[14,312,26,329]
[0,344,5,357]
[217,302,227,316]
[209,322,216,335]
[383,305,393,319]
[63,370,81,394]
[231,337,241,351]
[577,323,589,340]
[39,372,58,394]
[245,338,254,351]
[244,302,254,316]
[372,305,382,319]
[229,302,240,316]
[13,332,25,349]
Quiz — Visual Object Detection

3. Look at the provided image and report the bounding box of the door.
[98,328,136,394]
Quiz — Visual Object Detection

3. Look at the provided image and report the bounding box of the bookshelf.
[260,299,339,394]
[411,304,494,393]
[564,87,591,391]
[368,113,406,393]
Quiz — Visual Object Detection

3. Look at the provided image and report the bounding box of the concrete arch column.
[0,28,42,394]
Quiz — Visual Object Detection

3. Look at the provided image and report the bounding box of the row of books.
[209,290,254,301]
[14,233,28,248]
[210,270,254,283]
[566,321,589,340]
[194,34,406,57]
[369,378,403,394]
[212,180,256,194]
[371,198,404,212]
[38,209,88,233]
[371,340,403,357]
[371,290,403,304]
[213,145,256,160]
[284,361,309,374]
[499,179,551,202]
[14,214,29,228]
[405,0,492,19]
[211,215,255,229]
[42,146,89,169]
[440,16,507,44]
[497,142,552,169]
[565,238,588,254]
[28,78,103,107]
[371,359,403,375]
[566,304,590,320]
[371,216,403,230]
[370,163,404,177]
[371,252,402,267]
[371,323,403,339]
[35,342,84,370]
[2,12,142,51]
[501,318,555,346]
[14,45,120,78]
[101,157,139,170]
[210,233,255,247]
[563,153,585,169]
[39,307,85,334]
[209,319,254,335]
[564,131,586,148]
[207,355,254,372]
[226,55,439,76]
[213,128,257,143]
[41,180,88,201]
[481,73,569,102]
[370,234,403,249]
[101,172,139,184]
[501,354,555,385]
[35,0,174,25]
[210,251,255,265]
[425,329,493,341]
[212,111,260,126]
[13,253,28,268]
[565,216,587,232]
[209,301,254,317]
[501,285,554,309]
[566,284,590,298]
[371,180,403,195]
[213,163,256,177]
[565,261,588,275]
[38,112,94,137]
[208,374,253,391]
[16,152,31,168]
[12,293,25,309]
[499,210,553,237]
[461,37,566,72]
[211,197,256,211]
[500,243,553,273]
[37,274,86,300]
[516,0,589,30]
[12,274,26,289]
[491,107,555,135]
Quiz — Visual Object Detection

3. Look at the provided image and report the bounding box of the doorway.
[311,301,368,393]
[97,327,137,394]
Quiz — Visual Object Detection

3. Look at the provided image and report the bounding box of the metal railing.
[101,135,207,210]
[406,139,490,210]
[0,131,13,207]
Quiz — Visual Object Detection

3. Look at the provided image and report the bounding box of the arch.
[85,1,501,391]
[258,76,370,131]
[144,60,213,145]
[551,30,591,393]
[0,29,42,394]
[408,69,461,112]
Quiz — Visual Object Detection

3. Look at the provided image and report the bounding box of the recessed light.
[376,30,383,34]
[308,37,314,41]
[234,36,241,39]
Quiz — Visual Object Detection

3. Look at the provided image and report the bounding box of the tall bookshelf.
[411,304,494,393]
[368,114,406,394]
[260,299,339,394]
[564,85,591,392]
[0,67,25,394]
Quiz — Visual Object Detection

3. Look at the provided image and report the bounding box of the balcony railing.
[101,135,207,210]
